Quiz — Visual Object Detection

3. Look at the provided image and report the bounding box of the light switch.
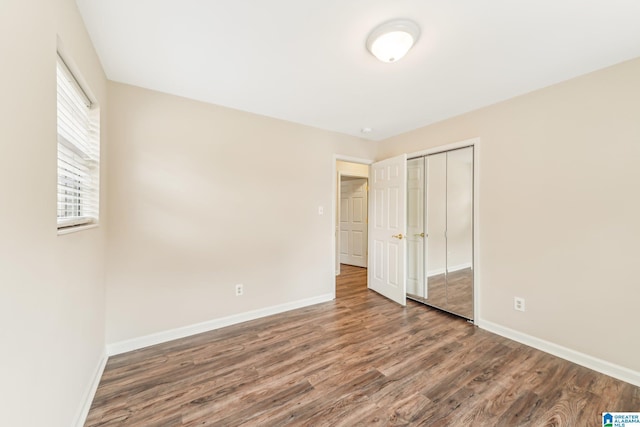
[318,206,324,215]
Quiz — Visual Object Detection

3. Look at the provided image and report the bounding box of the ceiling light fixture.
[366,19,420,63]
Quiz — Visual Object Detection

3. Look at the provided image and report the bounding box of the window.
[56,55,100,230]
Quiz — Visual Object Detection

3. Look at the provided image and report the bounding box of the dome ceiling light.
[366,19,421,63]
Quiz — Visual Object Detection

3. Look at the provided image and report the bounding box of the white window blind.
[57,55,100,229]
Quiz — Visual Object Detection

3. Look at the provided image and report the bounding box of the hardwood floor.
[86,265,640,426]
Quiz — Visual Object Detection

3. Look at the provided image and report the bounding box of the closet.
[406,146,474,320]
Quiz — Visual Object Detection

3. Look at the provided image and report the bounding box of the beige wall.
[377,57,640,373]
[0,1,108,426]
[106,82,374,344]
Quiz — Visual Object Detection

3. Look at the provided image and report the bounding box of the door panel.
[388,186,399,229]
[373,240,384,280]
[340,199,349,221]
[420,147,475,321]
[406,158,425,297]
[446,147,474,318]
[340,179,368,267]
[374,188,384,228]
[425,153,447,308]
[352,197,363,222]
[387,242,399,286]
[368,154,407,306]
[352,231,364,256]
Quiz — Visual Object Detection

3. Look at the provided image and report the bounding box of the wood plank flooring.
[86,265,640,426]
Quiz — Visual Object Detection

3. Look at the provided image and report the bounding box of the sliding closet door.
[417,146,474,320]
[425,153,447,309]
[446,147,474,319]
[406,158,425,297]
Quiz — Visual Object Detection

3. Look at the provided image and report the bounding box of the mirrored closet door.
[406,146,474,320]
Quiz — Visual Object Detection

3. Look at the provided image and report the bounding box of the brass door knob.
[392,233,404,240]
[415,232,425,238]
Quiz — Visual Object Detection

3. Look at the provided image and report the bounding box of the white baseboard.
[478,319,640,388]
[107,293,335,356]
[74,353,107,427]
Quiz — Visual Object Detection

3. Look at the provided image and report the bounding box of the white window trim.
[56,53,100,233]
[57,223,99,236]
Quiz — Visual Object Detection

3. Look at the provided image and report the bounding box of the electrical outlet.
[235,284,243,296]
[514,297,525,312]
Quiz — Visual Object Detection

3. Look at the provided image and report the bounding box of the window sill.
[57,223,99,236]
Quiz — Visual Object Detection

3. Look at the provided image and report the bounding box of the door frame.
[407,137,481,323]
[332,155,374,296]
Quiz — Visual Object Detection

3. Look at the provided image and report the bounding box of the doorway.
[335,159,370,277]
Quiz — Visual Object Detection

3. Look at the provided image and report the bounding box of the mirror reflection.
[406,158,425,298]
[445,147,473,318]
[406,146,474,320]
[425,153,447,309]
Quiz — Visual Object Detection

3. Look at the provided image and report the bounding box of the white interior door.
[368,154,407,306]
[340,178,368,267]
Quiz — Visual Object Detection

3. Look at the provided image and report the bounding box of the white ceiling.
[76,0,640,141]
